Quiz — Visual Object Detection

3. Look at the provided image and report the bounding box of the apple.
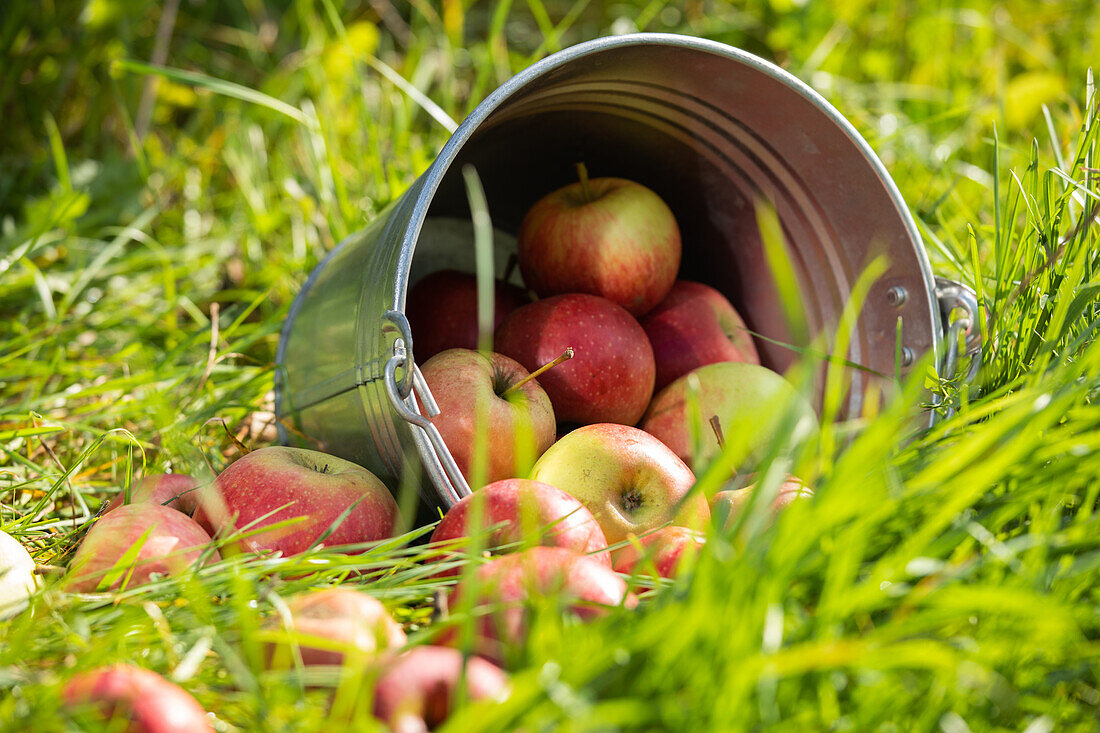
[429,478,610,573]
[640,362,818,474]
[0,530,37,619]
[192,446,398,557]
[494,293,655,426]
[373,646,508,733]
[418,349,556,487]
[405,269,529,363]
[62,664,213,732]
[65,504,219,593]
[517,169,681,317]
[611,526,706,580]
[265,587,406,669]
[445,546,636,664]
[101,474,199,516]
[713,475,813,530]
[529,423,707,546]
[641,280,760,392]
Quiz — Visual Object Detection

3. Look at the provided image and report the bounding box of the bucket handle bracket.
[382,310,472,507]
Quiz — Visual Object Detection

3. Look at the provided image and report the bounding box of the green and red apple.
[641,362,818,474]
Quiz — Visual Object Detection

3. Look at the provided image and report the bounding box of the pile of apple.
[408,164,818,575]
[7,168,820,732]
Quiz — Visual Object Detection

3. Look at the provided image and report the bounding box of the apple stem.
[575,162,593,203]
[709,415,725,450]
[501,347,575,398]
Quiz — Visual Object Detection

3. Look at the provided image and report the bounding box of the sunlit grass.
[2,1,1099,730]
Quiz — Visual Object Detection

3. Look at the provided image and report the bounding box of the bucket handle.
[934,277,983,418]
[382,310,472,508]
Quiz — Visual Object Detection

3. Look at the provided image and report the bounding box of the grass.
[2,0,1099,730]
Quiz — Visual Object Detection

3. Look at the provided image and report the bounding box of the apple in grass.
[417,349,556,488]
[641,362,818,475]
[192,446,398,557]
[443,546,636,665]
[642,280,760,392]
[713,475,813,530]
[518,165,681,317]
[264,587,406,669]
[62,664,213,733]
[65,504,219,593]
[405,269,529,363]
[494,293,655,426]
[429,478,610,574]
[529,423,707,547]
[101,474,199,516]
[611,526,706,580]
[0,530,37,619]
[373,646,509,733]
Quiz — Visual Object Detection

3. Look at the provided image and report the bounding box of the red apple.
[611,526,705,580]
[65,504,219,593]
[62,664,213,732]
[641,362,818,474]
[265,587,406,669]
[445,546,636,664]
[518,172,680,316]
[429,478,610,573]
[494,293,655,426]
[713,475,813,530]
[641,280,760,392]
[373,646,508,733]
[192,446,398,557]
[102,474,199,516]
[0,530,37,619]
[405,269,529,363]
[529,423,707,546]
[418,349,556,487]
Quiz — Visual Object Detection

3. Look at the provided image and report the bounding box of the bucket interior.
[407,38,938,413]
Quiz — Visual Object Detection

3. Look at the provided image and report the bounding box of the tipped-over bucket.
[275,33,979,514]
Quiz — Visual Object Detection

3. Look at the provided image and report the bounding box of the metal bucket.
[275,33,979,514]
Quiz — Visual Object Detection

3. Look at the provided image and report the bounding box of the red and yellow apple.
[65,504,219,593]
[529,423,707,546]
[62,664,213,732]
[372,646,508,733]
[494,293,655,426]
[641,280,759,392]
[444,546,636,664]
[405,269,529,363]
[518,173,680,317]
[193,446,398,557]
[429,478,610,572]
[611,526,706,580]
[418,349,555,487]
[264,587,406,669]
[101,474,199,516]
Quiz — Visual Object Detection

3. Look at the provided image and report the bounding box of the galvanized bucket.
[275,33,979,513]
